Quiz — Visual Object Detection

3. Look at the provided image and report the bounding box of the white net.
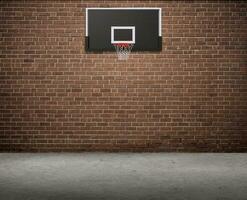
[113,43,134,60]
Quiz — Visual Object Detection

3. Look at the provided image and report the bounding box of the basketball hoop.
[113,43,134,60]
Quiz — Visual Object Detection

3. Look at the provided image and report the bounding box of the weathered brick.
[0,0,246,152]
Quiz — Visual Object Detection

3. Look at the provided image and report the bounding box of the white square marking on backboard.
[111,26,135,44]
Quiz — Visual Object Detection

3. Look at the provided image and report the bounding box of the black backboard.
[85,8,162,52]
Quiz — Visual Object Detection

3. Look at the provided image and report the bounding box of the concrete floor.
[0,153,246,200]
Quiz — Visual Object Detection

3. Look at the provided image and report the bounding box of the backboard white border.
[111,26,135,44]
[85,7,162,37]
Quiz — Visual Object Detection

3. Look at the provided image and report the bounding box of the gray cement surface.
[0,153,246,200]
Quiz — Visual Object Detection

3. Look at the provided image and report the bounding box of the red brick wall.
[1,1,247,152]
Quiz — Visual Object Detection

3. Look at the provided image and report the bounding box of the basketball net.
[113,43,134,60]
